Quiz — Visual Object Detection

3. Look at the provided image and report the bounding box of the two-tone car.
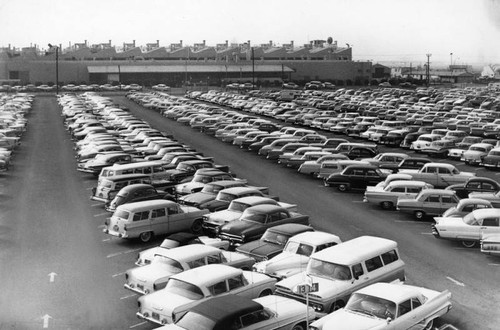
[441,198,493,218]
[364,180,434,210]
[125,244,255,295]
[310,282,452,330]
[155,294,315,330]
[136,264,277,325]
[253,231,342,280]
[218,204,310,247]
[432,208,500,248]
[135,232,230,266]
[324,164,388,192]
[396,189,460,220]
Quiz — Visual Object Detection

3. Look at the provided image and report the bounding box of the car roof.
[218,186,260,194]
[171,264,241,285]
[266,223,313,235]
[155,244,221,260]
[288,231,341,245]
[231,196,277,205]
[189,294,262,329]
[244,204,285,213]
[116,199,177,211]
[118,183,154,192]
[355,283,425,303]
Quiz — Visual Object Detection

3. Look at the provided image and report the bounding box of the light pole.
[450,52,453,67]
[426,53,432,86]
[48,43,59,94]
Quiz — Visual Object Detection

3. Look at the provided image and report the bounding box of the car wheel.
[291,323,306,330]
[423,319,434,330]
[414,210,425,220]
[338,184,348,192]
[190,219,203,235]
[139,231,153,243]
[330,300,345,313]
[258,289,273,297]
[461,240,476,248]
[381,201,393,210]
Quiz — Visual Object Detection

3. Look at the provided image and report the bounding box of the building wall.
[0,57,372,85]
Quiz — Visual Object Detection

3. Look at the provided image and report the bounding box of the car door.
[150,207,168,236]
[364,168,384,188]
[349,168,366,188]
[392,298,427,330]
[422,193,442,215]
[440,195,459,215]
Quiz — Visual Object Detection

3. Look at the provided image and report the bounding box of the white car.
[136,232,229,266]
[155,294,315,330]
[480,233,500,256]
[136,264,277,325]
[410,133,442,151]
[460,143,493,165]
[253,231,342,279]
[432,208,500,248]
[310,282,452,330]
[363,180,433,210]
[125,245,255,295]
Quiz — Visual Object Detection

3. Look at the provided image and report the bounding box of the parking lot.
[0,89,499,329]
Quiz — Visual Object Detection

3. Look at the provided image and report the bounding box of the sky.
[1,0,499,67]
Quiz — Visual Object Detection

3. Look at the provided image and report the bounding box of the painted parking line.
[93,212,108,217]
[112,271,127,278]
[107,248,143,258]
[120,293,137,300]
[349,224,363,231]
[91,203,103,207]
[130,321,148,329]
[420,232,433,235]
[446,276,465,287]
[488,263,500,266]
[394,220,425,224]
[352,200,364,203]
[86,187,94,190]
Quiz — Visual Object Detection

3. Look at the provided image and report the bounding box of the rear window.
[381,250,399,265]
[114,210,130,220]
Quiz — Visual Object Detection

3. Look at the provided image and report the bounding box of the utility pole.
[426,53,431,86]
[251,47,255,88]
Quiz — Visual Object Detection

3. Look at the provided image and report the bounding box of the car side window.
[426,195,440,203]
[187,257,206,269]
[391,187,406,193]
[398,299,412,317]
[151,208,166,218]
[133,211,150,221]
[482,182,495,190]
[441,195,455,204]
[206,254,222,264]
[482,218,500,227]
[365,256,383,272]
[407,187,421,193]
[381,250,399,265]
[167,207,179,215]
[468,182,481,189]
[208,281,228,296]
[463,205,474,213]
[365,169,378,177]
[228,275,246,290]
[352,263,364,278]
[411,298,422,309]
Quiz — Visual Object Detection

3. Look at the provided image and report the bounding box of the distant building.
[0,38,372,86]
[481,64,500,80]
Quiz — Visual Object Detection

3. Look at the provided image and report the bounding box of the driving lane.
[116,95,500,330]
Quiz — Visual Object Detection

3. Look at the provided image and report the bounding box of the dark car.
[247,136,281,152]
[235,224,314,262]
[346,123,373,138]
[324,164,388,192]
[104,183,173,212]
[379,130,408,147]
[445,177,500,199]
[202,186,275,212]
[218,204,310,247]
[165,159,230,183]
[399,132,420,149]
[344,146,378,160]
[76,152,134,176]
[255,122,281,133]
[178,180,249,207]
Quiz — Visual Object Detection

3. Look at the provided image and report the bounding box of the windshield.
[114,210,130,220]
[151,255,184,273]
[241,211,267,223]
[306,259,352,280]
[261,231,289,246]
[469,147,486,152]
[284,241,314,256]
[228,201,250,212]
[217,192,236,202]
[164,278,204,300]
[463,212,481,225]
[346,293,396,320]
[201,184,219,194]
[193,174,212,183]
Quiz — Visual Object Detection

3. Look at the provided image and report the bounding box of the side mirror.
[386,317,392,324]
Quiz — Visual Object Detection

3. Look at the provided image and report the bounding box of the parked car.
[420,139,456,158]
[433,208,500,248]
[310,282,452,330]
[468,190,500,207]
[235,224,314,262]
[480,147,500,169]
[364,180,433,210]
[253,231,342,280]
[202,196,297,236]
[174,170,236,195]
[445,176,500,199]
[201,186,277,212]
[156,294,315,330]
[461,143,494,165]
[380,157,431,173]
[104,183,174,212]
[124,245,255,295]
[178,180,249,208]
[136,264,277,325]
[76,152,134,176]
[480,233,500,256]
[297,154,349,176]
[441,198,493,218]
[218,204,310,247]
[324,164,388,192]
[397,189,460,220]
[103,200,209,242]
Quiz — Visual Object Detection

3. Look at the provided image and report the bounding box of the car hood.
[313,309,386,330]
[254,252,309,276]
[220,220,263,236]
[237,240,282,258]
[140,290,198,314]
[128,264,182,282]
[176,182,205,194]
[180,192,215,205]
